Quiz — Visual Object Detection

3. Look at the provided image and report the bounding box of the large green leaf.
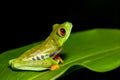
[0,29,120,80]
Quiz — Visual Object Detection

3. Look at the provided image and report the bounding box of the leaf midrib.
[62,46,120,66]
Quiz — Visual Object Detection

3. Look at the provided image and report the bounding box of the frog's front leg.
[53,55,64,63]
[46,57,59,70]
[50,55,64,70]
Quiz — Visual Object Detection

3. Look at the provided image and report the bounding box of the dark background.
[0,0,120,80]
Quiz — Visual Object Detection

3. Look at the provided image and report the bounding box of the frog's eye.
[58,28,66,37]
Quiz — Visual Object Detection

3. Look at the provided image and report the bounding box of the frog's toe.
[50,64,60,70]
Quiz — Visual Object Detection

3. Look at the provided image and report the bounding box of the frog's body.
[9,22,73,71]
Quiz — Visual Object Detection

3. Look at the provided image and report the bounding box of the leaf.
[0,29,120,80]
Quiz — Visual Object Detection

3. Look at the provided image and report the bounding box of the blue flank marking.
[41,55,44,59]
[32,58,36,61]
[36,56,41,60]
[32,50,60,61]
[49,52,57,57]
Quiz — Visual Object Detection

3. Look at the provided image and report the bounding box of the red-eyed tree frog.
[9,22,73,71]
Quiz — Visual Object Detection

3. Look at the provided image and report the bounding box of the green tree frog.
[9,22,73,71]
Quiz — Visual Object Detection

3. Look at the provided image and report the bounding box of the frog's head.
[51,21,73,47]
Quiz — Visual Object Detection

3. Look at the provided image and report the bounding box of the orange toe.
[50,65,60,70]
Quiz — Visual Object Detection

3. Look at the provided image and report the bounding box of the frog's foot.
[50,64,60,70]
[53,55,64,64]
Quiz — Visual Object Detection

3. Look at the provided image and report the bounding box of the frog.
[9,21,73,71]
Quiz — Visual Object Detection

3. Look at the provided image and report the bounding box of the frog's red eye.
[59,28,66,36]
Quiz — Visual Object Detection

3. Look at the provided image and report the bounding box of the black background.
[0,0,120,80]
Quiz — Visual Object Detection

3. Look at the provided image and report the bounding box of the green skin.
[9,22,73,71]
